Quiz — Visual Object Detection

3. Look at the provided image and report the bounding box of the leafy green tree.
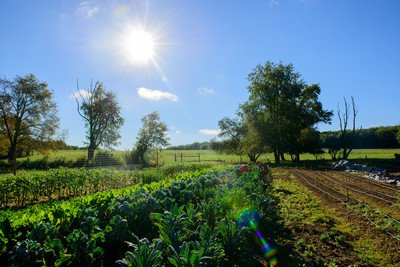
[241,61,332,163]
[134,111,169,165]
[0,74,59,174]
[320,131,341,159]
[375,126,399,148]
[212,117,244,155]
[75,81,124,164]
[292,127,323,160]
[212,116,266,162]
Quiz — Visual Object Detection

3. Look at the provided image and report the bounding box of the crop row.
[0,166,275,266]
[0,163,214,208]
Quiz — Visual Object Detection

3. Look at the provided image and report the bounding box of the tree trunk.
[296,150,300,163]
[342,148,348,159]
[248,154,256,163]
[87,142,96,165]
[8,145,17,175]
[274,149,280,164]
[280,151,286,161]
[344,148,352,160]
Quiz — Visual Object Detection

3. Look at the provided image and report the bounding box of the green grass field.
[16,148,400,164]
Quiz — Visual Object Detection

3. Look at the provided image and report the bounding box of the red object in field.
[239,165,250,173]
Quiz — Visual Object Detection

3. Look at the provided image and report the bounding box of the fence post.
[181,153,183,162]
[198,153,200,162]
[175,154,177,162]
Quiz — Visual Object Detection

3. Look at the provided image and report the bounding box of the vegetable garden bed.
[0,165,277,266]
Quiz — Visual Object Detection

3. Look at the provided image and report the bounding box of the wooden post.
[174,154,177,162]
[198,153,200,162]
[181,153,183,162]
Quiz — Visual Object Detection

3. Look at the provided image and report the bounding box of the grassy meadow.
[14,148,400,165]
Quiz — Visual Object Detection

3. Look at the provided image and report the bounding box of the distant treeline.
[167,126,400,151]
[321,125,400,149]
[0,139,86,160]
[167,141,211,150]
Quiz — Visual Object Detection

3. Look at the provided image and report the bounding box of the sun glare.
[121,28,155,64]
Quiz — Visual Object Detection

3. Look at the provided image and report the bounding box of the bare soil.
[274,168,400,266]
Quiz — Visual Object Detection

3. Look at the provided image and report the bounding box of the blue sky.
[1,0,399,149]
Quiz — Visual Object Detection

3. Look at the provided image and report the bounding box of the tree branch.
[75,79,89,121]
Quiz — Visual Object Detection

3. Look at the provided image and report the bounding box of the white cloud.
[171,126,181,134]
[199,129,221,136]
[70,89,91,99]
[197,87,215,95]
[137,87,178,101]
[76,1,99,19]
[270,0,280,6]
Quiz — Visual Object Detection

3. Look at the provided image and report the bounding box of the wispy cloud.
[76,1,99,19]
[70,89,91,99]
[171,126,181,134]
[137,87,178,101]
[197,87,215,95]
[270,0,280,6]
[199,129,221,136]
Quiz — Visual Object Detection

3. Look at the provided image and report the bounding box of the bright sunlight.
[121,28,155,64]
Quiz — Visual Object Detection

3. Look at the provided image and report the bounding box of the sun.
[121,28,155,64]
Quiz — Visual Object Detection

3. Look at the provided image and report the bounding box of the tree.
[212,116,267,162]
[0,129,9,158]
[337,96,361,159]
[75,81,124,164]
[293,127,324,160]
[397,130,400,144]
[134,111,169,165]
[212,117,244,155]
[375,127,399,148]
[241,61,332,163]
[0,74,59,174]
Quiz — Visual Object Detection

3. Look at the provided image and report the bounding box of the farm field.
[0,164,281,266]
[0,163,214,208]
[271,168,400,266]
[1,160,400,265]
[9,148,400,164]
[2,1,399,266]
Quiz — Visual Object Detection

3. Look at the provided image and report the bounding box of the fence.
[173,153,201,162]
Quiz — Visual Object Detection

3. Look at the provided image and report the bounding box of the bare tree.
[75,80,124,164]
[337,96,361,159]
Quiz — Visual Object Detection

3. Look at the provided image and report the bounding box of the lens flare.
[236,207,278,266]
[121,28,155,64]
[236,207,260,228]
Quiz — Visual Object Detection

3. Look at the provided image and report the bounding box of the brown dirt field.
[273,168,400,266]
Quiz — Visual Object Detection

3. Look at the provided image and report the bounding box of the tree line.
[2,62,399,172]
[167,142,211,150]
[321,125,400,159]
[211,61,400,163]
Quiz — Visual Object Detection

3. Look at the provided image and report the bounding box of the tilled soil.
[275,168,400,266]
